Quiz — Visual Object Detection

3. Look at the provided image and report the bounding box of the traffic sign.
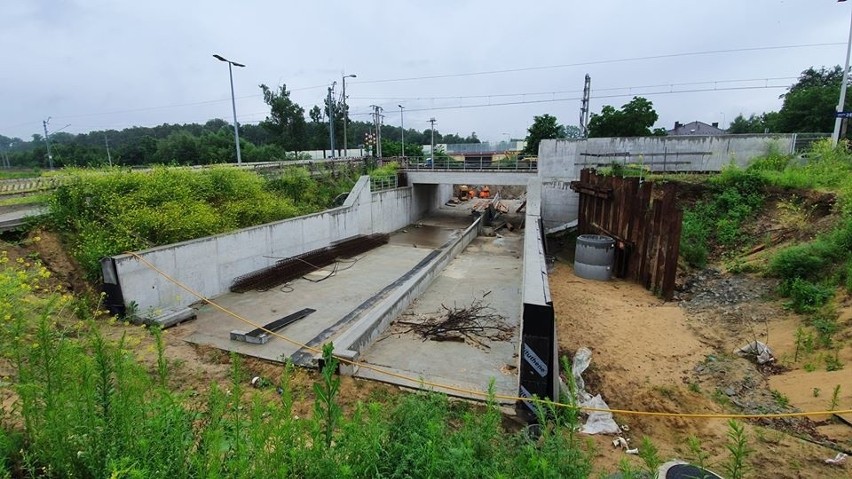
[836,111,852,119]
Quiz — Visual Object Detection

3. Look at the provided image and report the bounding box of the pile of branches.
[399,296,514,348]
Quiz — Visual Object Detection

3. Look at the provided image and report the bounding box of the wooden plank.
[637,182,655,286]
[661,185,683,300]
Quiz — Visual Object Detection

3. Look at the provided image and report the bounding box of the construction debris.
[230,308,316,344]
[398,297,514,348]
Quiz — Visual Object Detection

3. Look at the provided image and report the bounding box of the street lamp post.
[398,105,405,158]
[213,54,245,164]
[833,0,852,145]
[342,74,356,157]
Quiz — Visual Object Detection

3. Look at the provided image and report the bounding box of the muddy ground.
[549,239,851,478]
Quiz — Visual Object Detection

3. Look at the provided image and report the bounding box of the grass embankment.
[45,166,360,280]
[678,139,852,370]
[0,169,42,180]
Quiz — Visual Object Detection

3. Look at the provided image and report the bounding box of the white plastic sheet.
[571,347,620,434]
[735,341,775,364]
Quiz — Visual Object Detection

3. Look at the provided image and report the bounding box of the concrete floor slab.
[355,232,523,401]
[184,242,435,364]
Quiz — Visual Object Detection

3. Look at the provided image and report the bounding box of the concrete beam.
[405,171,536,186]
[333,217,483,372]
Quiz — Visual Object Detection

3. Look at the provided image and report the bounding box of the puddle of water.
[389,224,461,249]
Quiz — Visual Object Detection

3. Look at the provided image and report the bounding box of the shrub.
[779,278,834,314]
[769,241,836,281]
[48,166,356,280]
[681,208,710,268]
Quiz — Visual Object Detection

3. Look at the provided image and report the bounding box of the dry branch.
[399,297,514,348]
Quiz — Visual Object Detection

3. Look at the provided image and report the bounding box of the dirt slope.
[549,260,850,478]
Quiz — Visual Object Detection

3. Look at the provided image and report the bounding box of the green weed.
[778,278,833,314]
[723,420,751,479]
[829,385,842,411]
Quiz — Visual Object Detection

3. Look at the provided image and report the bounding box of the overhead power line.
[377,84,791,114]
[350,42,845,84]
[348,76,799,102]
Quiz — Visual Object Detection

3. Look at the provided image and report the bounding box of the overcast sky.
[2,0,850,143]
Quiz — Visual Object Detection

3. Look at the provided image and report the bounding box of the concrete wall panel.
[536,135,795,230]
[104,175,445,321]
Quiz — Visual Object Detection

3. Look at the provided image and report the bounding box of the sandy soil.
[549,258,851,478]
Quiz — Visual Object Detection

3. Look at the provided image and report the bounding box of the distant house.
[667,121,726,136]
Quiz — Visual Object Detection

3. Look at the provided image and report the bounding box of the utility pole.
[42,117,54,169]
[371,105,383,158]
[328,82,337,158]
[104,133,112,166]
[833,1,852,146]
[579,74,591,138]
[342,74,356,157]
[429,118,436,163]
[398,105,405,158]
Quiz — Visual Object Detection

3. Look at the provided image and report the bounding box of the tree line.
[0,84,480,168]
[520,65,851,155]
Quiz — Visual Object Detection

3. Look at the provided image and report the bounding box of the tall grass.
[46,166,358,280]
[679,167,766,268]
[0,256,601,478]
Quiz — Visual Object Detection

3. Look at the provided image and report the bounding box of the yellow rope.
[125,251,851,420]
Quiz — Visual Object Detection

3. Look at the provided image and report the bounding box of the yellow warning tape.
[126,251,851,420]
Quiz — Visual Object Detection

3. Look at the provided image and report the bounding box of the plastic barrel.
[574,234,615,281]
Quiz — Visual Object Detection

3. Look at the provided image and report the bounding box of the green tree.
[777,66,850,133]
[587,96,660,138]
[563,125,583,139]
[260,83,308,152]
[727,113,780,134]
[380,138,424,158]
[524,114,566,155]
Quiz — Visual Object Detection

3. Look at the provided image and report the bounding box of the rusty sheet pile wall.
[570,169,682,299]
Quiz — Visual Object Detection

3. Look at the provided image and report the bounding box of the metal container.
[574,234,616,281]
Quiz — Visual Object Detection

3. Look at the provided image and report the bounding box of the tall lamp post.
[398,105,405,158]
[213,54,245,164]
[833,0,852,146]
[342,74,356,157]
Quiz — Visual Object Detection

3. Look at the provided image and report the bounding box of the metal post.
[227,63,242,164]
[104,133,112,166]
[833,1,852,146]
[399,105,405,158]
[429,117,436,169]
[42,118,53,169]
[328,83,336,158]
[342,74,356,157]
[213,54,245,164]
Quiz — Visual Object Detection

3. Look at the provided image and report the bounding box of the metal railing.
[369,175,399,191]
[399,156,537,172]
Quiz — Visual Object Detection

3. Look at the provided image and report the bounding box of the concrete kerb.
[335,217,484,375]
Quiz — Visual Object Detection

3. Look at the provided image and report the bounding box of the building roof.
[667,121,726,136]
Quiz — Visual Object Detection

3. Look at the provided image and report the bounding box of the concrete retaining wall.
[536,134,795,232]
[335,217,484,372]
[539,135,795,176]
[103,176,448,321]
[517,179,559,417]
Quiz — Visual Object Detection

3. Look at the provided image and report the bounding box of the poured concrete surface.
[184,243,436,364]
[355,232,523,401]
[183,216,471,365]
